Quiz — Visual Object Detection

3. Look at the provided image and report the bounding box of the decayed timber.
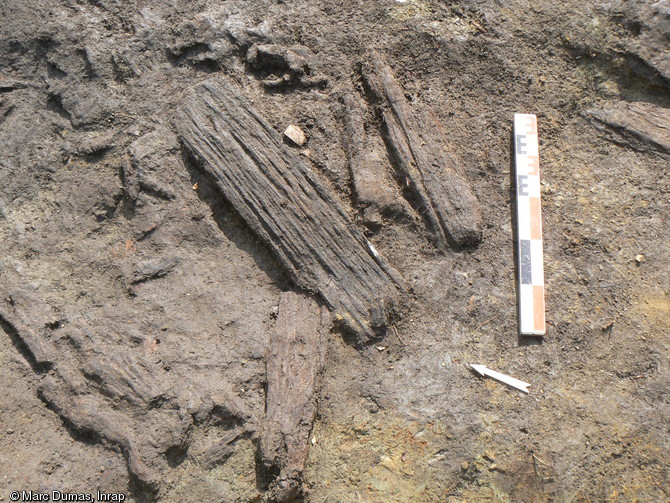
[588,102,670,158]
[176,81,404,342]
[0,269,254,493]
[39,374,159,488]
[360,51,483,249]
[338,92,410,227]
[261,292,328,502]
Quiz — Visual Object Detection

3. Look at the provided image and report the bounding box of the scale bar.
[514,114,545,336]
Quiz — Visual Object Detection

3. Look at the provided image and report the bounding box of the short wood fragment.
[588,102,670,158]
[118,155,140,217]
[361,51,483,249]
[39,374,159,488]
[176,81,404,342]
[0,280,58,369]
[261,292,328,503]
[131,257,180,285]
[138,178,176,201]
[198,427,246,469]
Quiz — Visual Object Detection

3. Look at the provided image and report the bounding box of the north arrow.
[470,364,530,393]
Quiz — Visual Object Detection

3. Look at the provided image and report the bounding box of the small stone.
[283,124,307,146]
[461,461,469,471]
[635,254,645,264]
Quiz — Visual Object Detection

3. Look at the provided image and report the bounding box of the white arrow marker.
[471,364,530,393]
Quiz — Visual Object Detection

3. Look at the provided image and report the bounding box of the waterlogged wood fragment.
[361,51,483,249]
[175,81,404,342]
[261,292,328,502]
[338,92,410,226]
[588,102,670,158]
[0,271,251,493]
[39,374,159,489]
[198,427,246,469]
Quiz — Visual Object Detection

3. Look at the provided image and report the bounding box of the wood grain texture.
[588,101,670,158]
[176,81,404,342]
[361,51,483,249]
[338,92,410,226]
[261,292,328,502]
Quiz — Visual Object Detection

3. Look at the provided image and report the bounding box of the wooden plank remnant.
[338,92,411,228]
[360,51,483,249]
[176,81,404,342]
[587,101,670,158]
[261,292,328,502]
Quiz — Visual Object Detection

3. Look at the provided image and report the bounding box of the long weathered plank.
[261,292,328,502]
[588,101,670,158]
[176,81,404,342]
[361,51,483,249]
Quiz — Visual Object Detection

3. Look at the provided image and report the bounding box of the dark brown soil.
[1,0,668,502]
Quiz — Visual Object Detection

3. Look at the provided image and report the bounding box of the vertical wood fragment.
[360,51,483,249]
[261,292,329,502]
